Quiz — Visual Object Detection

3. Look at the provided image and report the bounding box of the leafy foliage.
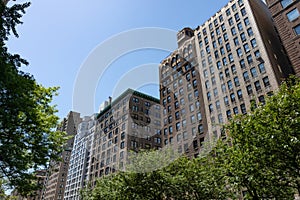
[0,1,67,195]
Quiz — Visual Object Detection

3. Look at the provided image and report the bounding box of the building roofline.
[97,88,159,119]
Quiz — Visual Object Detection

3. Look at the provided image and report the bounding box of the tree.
[0,1,67,195]
[225,78,300,199]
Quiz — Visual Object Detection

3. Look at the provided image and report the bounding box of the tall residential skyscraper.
[43,111,81,200]
[159,28,209,158]
[88,89,162,187]
[64,115,96,200]
[160,0,293,156]
[265,0,300,76]
[194,0,293,140]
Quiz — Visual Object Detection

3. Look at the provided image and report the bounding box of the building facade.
[88,89,162,187]
[64,115,96,200]
[194,0,293,140]
[265,0,300,76]
[160,0,293,159]
[43,111,81,200]
[159,28,209,158]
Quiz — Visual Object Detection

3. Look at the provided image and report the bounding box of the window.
[263,76,270,87]
[209,23,213,30]
[222,83,226,93]
[218,37,223,45]
[258,63,266,73]
[234,37,240,46]
[225,68,230,77]
[210,32,215,39]
[226,8,231,16]
[241,7,247,16]
[237,48,243,57]
[176,122,181,131]
[217,61,222,70]
[211,76,216,85]
[247,27,254,37]
[210,66,215,74]
[219,71,224,80]
[204,69,208,78]
[205,80,210,89]
[287,8,299,21]
[226,43,231,52]
[240,104,247,114]
[218,114,223,123]
[221,24,226,32]
[214,19,218,26]
[250,67,258,77]
[232,3,237,11]
[190,104,195,112]
[240,32,246,42]
[235,13,240,22]
[231,27,237,35]
[237,89,243,99]
[234,76,240,86]
[231,64,237,73]
[247,55,253,64]
[215,51,219,59]
[216,100,221,109]
[209,104,214,113]
[258,95,265,104]
[250,39,257,48]
[228,18,234,26]
[224,96,229,105]
[224,33,229,41]
[230,93,236,102]
[243,43,250,52]
[222,57,228,66]
[197,112,202,121]
[206,46,210,53]
[204,37,208,44]
[280,0,293,8]
[219,14,224,22]
[221,48,228,59]
[243,71,249,81]
[233,107,239,114]
[237,22,243,31]
[254,50,261,58]
[238,0,244,6]
[254,81,261,91]
[246,84,253,95]
[244,17,250,26]
[227,80,233,90]
[293,24,300,35]
[213,88,218,97]
[216,28,222,37]
[240,59,246,69]
[229,53,234,63]
[226,110,232,119]
[213,41,217,49]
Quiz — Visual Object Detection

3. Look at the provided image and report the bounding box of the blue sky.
[8,0,228,118]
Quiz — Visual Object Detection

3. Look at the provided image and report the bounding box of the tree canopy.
[0,1,67,196]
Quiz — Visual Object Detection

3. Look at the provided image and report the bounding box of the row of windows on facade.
[200,26,255,69]
[161,61,197,85]
[197,0,244,40]
[200,19,254,66]
[164,127,205,146]
[161,69,198,96]
[205,62,266,96]
[199,10,250,51]
[208,75,270,113]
